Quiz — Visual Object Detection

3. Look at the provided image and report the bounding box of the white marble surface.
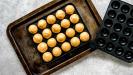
[0,0,133,75]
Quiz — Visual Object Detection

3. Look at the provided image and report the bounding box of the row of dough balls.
[40,34,89,62]
[33,31,89,45]
[29,22,84,40]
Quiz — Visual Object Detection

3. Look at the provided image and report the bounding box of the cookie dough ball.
[42,52,53,62]
[75,23,84,33]
[42,28,52,39]
[46,15,56,24]
[70,37,80,47]
[33,33,43,43]
[52,47,62,57]
[37,42,48,53]
[47,38,57,48]
[37,19,47,29]
[56,10,65,19]
[61,19,70,28]
[28,25,38,34]
[80,32,90,42]
[56,33,66,43]
[66,28,75,38]
[61,42,71,52]
[65,5,75,15]
[70,14,79,24]
[51,24,61,33]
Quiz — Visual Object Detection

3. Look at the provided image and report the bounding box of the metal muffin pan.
[95,0,133,63]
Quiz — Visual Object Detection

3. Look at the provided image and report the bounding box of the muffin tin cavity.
[96,38,105,47]
[101,28,109,37]
[128,41,133,50]
[117,14,126,23]
[111,1,120,9]
[110,33,118,42]
[105,43,114,52]
[121,5,130,13]
[115,47,124,56]
[127,18,133,27]
[108,10,116,18]
[95,0,133,62]
[113,23,122,32]
[123,28,132,36]
[124,51,133,60]
[119,37,127,46]
[104,19,113,27]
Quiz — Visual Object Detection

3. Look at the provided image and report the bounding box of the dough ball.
[42,52,53,62]
[61,42,71,52]
[65,5,75,15]
[52,47,62,57]
[56,33,66,43]
[47,38,57,47]
[75,23,84,33]
[37,42,48,53]
[28,25,38,34]
[42,28,52,39]
[66,28,75,38]
[70,14,79,24]
[33,33,43,43]
[80,32,90,42]
[51,24,61,33]
[37,19,47,29]
[46,15,56,24]
[61,19,70,28]
[70,37,80,47]
[56,10,65,19]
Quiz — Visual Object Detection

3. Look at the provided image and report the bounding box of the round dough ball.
[65,5,75,15]
[42,28,52,39]
[37,42,48,53]
[70,37,80,47]
[33,33,43,43]
[70,14,79,24]
[28,25,38,34]
[42,52,53,62]
[61,42,71,52]
[66,28,75,38]
[61,19,70,28]
[51,24,61,33]
[56,33,66,43]
[75,23,84,32]
[46,15,56,24]
[52,47,62,57]
[80,32,90,42]
[56,10,65,19]
[47,38,57,47]
[37,19,47,29]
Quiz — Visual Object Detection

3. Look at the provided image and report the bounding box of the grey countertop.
[0,0,133,75]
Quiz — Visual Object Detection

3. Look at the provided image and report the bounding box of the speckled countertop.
[0,0,133,75]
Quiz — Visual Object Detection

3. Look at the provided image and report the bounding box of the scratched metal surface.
[0,0,133,75]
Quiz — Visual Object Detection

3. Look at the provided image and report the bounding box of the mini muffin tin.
[95,0,133,63]
[7,0,101,75]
